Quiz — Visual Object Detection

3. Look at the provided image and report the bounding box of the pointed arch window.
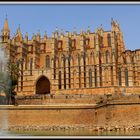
[46,55,50,68]
[94,67,97,87]
[68,58,71,88]
[78,54,81,88]
[63,57,66,89]
[84,55,86,88]
[100,36,103,48]
[123,57,127,64]
[94,36,96,48]
[54,58,56,79]
[107,33,111,47]
[85,38,90,48]
[29,58,33,75]
[73,70,77,88]
[125,68,129,86]
[58,71,61,89]
[106,51,109,64]
[89,69,92,87]
[118,68,122,86]
[58,40,62,50]
[72,39,76,50]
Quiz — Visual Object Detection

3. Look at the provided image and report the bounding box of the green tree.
[6,61,20,105]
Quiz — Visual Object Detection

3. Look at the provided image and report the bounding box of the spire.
[52,32,55,38]
[73,27,77,36]
[111,18,120,32]
[3,14,9,31]
[66,31,69,37]
[32,33,36,41]
[36,30,41,41]
[80,29,84,36]
[1,14,10,42]
[55,26,59,38]
[44,31,47,42]
[16,24,22,39]
[25,32,28,41]
[44,31,47,38]
[16,24,21,35]
[37,29,40,36]
[87,26,90,34]
[25,32,28,38]
[55,26,58,32]
[60,29,64,38]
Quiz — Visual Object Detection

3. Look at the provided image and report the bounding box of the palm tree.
[6,60,20,105]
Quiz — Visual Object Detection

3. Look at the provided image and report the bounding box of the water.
[1,129,140,137]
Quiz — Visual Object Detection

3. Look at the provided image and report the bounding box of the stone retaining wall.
[0,102,140,131]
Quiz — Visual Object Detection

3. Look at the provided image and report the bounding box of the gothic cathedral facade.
[0,18,140,96]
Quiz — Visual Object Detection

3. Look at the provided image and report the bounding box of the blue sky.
[0,4,140,50]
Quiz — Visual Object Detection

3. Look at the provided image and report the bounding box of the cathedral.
[0,18,140,96]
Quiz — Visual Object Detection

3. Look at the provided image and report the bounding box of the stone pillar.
[108,66,112,86]
[51,38,55,57]
[92,66,95,88]
[23,60,26,70]
[80,54,84,88]
[32,57,35,70]
[128,65,133,86]
[96,52,100,87]
[55,59,59,91]
[86,56,89,88]
[112,54,117,86]
[65,57,69,89]
[122,67,126,86]
[102,67,106,87]
[61,58,64,90]
[70,58,74,89]
[111,31,118,86]
[51,58,55,93]
[80,35,84,52]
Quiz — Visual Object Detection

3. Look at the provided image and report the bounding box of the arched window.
[30,58,33,75]
[118,68,122,86]
[125,68,129,86]
[111,66,113,85]
[106,51,109,64]
[53,58,56,79]
[90,53,93,64]
[123,57,127,64]
[107,34,111,47]
[85,38,90,48]
[25,59,27,70]
[58,71,61,89]
[73,70,77,88]
[131,56,134,64]
[78,54,81,88]
[63,57,66,89]
[68,58,71,88]
[46,55,50,68]
[89,69,92,87]
[84,55,86,88]
[94,36,96,48]
[72,39,76,48]
[100,36,103,47]
[94,67,97,87]
[99,66,102,86]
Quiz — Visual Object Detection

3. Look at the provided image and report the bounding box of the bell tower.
[1,15,10,43]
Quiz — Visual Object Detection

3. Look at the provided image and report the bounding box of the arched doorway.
[36,76,50,94]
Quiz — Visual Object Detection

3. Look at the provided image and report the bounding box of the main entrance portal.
[36,76,50,94]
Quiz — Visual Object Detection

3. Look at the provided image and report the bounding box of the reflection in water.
[0,110,8,137]
[6,129,140,136]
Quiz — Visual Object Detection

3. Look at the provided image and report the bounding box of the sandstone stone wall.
[0,103,140,131]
